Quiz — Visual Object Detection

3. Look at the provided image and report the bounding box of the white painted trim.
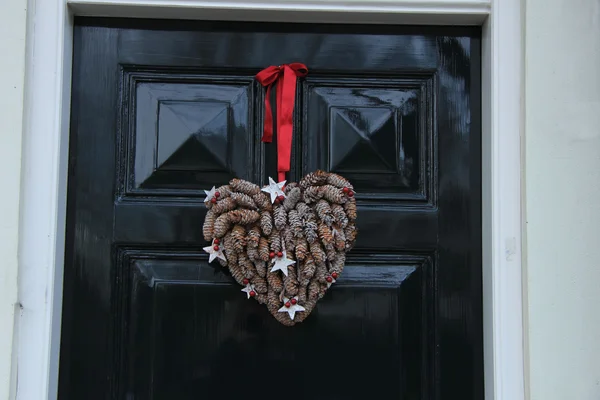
[481,1,526,399]
[16,0,72,399]
[15,1,525,400]
[68,0,490,24]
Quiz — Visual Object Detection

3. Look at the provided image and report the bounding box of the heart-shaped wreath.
[202,172,356,326]
[202,63,358,325]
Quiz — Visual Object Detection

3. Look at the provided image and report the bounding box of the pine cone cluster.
[202,170,357,326]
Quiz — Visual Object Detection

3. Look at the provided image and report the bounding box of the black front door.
[60,18,482,400]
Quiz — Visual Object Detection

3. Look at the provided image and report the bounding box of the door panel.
[61,18,482,400]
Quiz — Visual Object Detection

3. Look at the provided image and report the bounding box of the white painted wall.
[524,0,600,399]
[0,1,27,399]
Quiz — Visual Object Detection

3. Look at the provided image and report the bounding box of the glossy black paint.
[60,18,482,400]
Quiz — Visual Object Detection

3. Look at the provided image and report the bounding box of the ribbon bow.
[256,63,308,182]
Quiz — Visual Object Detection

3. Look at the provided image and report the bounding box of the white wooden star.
[270,249,295,276]
[241,283,256,299]
[278,296,305,320]
[204,186,217,203]
[327,276,337,289]
[261,177,286,203]
[203,239,226,263]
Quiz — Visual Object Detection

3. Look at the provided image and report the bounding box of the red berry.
[215,191,220,198]
[332,272,338,279]
[211,197,217,204]
[213,245,220,251]
[274,199,280,205]
[348,191,354,197]
[343,187,350,194]
[277,251,283,258]
[250,290,256,297]
[243,278,249,285]
[285,301,291,308]
[326,276,333,283]
[269,252,275,259]
[291,298,297,305]
[213,238,220,244]
[277,195,285,202]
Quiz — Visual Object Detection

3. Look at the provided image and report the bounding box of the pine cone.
[288,209,303,238]
[309,241,326,264]
[344,224,357,250]
[267,271,283,293]
[214,213,232,238]
[333,225,346,252]
[202,209,216,242]
[318,222,334,247]
[223,232,234,253]
[258,237,270,261]
[299,170,329,188]
[304,221,319,244]
[247,226,261,248]
[227,258,245,285]
[331,204,349,228]
[307,280,320,301]
[326,173,353,189]
[294,237,309,261]
[273,205,287,230]
[283,265,299,296]
[326,246,337,262]
[344,199,357,221]
[315,262,329,284]
[284,182,298,193]
[296,202,312,220]
[321,185,345,204]
[268,229,281,252]
[297,284,308,304]
[318,282,328,299]
[255,293,268,305]
[330,252,346,275]
[239,253,257,279]
[303,186,323,203]
[252,192,272,211]
[238,253,254,279]
[216,185,232,199]
[282,227,295,253]
[230,178,261,195]
[315,199,334,226]
[230,192,257,210]
[254,260,267,277]
[260,211,273,236]
[283,187,302,211]
[301,256,316,283]
[247,247,259,261]
[211,197,237,215]
[228,209,260,225]
[267,289,281,309]
[231,225,246,253]
[252,276,268,293]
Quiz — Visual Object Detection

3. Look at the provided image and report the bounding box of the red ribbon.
[256,63,308,182]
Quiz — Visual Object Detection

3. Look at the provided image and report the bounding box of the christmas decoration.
[202,171,357,326]
[261,177,286,204]
[270,249,296,276]
[278,296,305,321]
[201,63,358,326]
[202,239,226,264]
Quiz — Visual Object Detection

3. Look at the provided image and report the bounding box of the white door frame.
[15,1,525,399]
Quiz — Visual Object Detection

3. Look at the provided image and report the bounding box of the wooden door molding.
[15,1,524,400]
